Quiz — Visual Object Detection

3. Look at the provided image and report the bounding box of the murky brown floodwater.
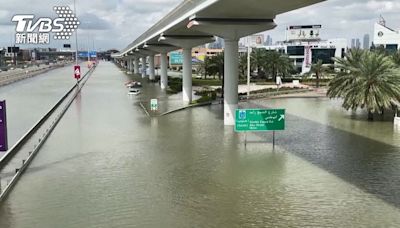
[0,62,399,227]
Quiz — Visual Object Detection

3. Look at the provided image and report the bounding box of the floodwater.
[0,64,88,151]
[0,62,399,227]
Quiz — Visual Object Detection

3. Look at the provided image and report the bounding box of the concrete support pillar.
[141,57,146,78]
[134,57,139,74]
[131,58,135,72]
[128,58,133,72]
[182,48,192,103]
[149,55,155,81]
[160,52,168,89]
[224,39,239,126]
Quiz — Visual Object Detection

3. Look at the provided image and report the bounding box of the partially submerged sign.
[0,100,8,151]
[150,99,158,111]
[235,109,285,132]
[74,65,81,79]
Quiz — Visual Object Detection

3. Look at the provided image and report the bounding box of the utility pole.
[247,37,252,100]
[74,0,79,83]
[87,35,90,67]
[74,0,78,66]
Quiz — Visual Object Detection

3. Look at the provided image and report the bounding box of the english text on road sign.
[150,99,158,111]
[235,109,285,132]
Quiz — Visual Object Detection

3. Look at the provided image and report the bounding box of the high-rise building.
[351,39,356,49]
[356,38,361,49]
[264,35,273,46]
[363,34,370,49]
[351,38,361,49]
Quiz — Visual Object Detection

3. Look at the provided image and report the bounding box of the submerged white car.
[128,89,141,95]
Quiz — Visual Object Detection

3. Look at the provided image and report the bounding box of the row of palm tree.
[248,49,294,81]
[328,49,400,120]
[310,60,330,88]
[199,49,294,82]
[200,48,400,121]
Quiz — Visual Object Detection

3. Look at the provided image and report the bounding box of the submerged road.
[0,64,88,152]
[0,62,399,227]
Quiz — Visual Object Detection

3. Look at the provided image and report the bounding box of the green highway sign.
[169,51,183,65]
[235,109,285,132]
[150,99,158,111]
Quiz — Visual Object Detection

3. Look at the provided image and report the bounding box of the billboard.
[170,51,183,65]
[302,46,312,75]
[78,51,97,58]
[7,46,19,53]
[287,25,321,41]
[249,34,264,47]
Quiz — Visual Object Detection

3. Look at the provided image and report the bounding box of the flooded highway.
[0,64,88,150]
[0,62,399,227]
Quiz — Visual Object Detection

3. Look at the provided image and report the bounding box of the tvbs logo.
[11,6,80,44]
[12,15,65,33]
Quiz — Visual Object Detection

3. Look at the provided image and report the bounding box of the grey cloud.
[78,13,112,30]
[1,0,400,50]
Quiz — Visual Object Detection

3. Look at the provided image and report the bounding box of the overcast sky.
[1,0,399,51]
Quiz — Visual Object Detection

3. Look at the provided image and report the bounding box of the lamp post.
[73,0,81,83]
[74,0,78,66]
[247,36,252,100]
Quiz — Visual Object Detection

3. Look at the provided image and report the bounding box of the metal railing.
[0,66,96,201]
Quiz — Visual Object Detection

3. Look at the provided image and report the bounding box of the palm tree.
[208,53,224,80]
[391,51,400,67]
[239,54,247,79]
[276,54,294,78]
[207,53,225,98]
[251,48,266,78]
[310,60,326,88]
[328,49,400,121]
[263,51,293,81]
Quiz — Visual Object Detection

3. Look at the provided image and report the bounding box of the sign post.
[0,100,8,152]
[74,65,81,80]
[235,109,285,149]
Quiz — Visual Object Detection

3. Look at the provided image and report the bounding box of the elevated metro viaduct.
[113,0,325,125]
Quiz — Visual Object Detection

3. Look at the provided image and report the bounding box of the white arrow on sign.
[278,115,285,121]
[75,69,81,75]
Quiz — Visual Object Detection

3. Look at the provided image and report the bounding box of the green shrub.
[193,79,222,86]
[195,96,212,104]
[168,78,183,94]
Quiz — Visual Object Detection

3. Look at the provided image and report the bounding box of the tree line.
[198,49,295,81]
[197,47,400,121]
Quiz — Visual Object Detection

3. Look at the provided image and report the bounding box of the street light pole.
[247,37,252,100]
[74,0,78,66]
[87,35,90,67]
[73,0,80,83]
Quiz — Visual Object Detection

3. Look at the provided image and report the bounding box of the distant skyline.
[363,34,370,49]
[0,0,400,50]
